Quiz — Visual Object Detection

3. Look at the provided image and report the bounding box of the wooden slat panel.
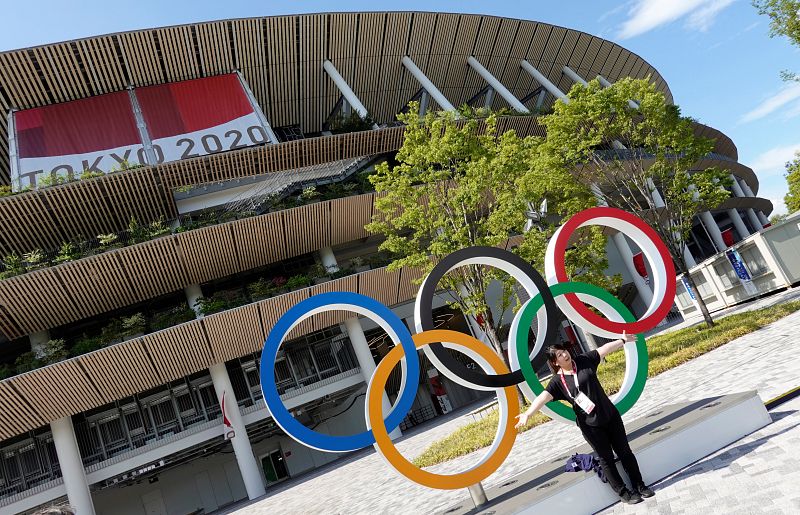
[39,179,123,241]
[307,275,358,332]
[266,16,299,127]
[0,382,46,439]
[118,31,164,87]
[78,340,162,404]
[55,251,138,316]
[0,50,49,108]
[196,21,235,77]
[0,192,64,255]
[397,266,424,305]
[176,224,241,284]
[32,44,89,103]
[204,303,264,362]
[300,14,326,132]
[330,193,373,245]
[76,36,127,95]
[259,289,311,340]
[115,237,187,299]
[232,18,270,118]
[0,268,79,333]
[283,201,330,256]
[157,26,199,82]
[232,211,288,270]
[8,360,103,421]
[357,267,401,306]
[141,320,214,383]
[378,12,411,122]
[353,12,386,120]
[326,13,360,114]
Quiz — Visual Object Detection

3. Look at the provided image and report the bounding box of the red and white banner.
[136,74,268,164]
[221,390,235,440]
[13,91,144,189]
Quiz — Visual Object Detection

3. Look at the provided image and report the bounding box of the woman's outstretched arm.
[596,330,636,360]
[514,390,554,429]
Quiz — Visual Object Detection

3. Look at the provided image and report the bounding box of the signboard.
[136,74,270,164]
[725,249,758,295]
[10,73,272,191]
[12,91,144,189]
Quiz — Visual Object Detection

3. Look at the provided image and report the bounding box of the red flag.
[222,391,235,440]
[632,252,647,278]
[721,228,734,247]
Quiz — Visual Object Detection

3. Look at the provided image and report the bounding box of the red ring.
[552,207,676,334]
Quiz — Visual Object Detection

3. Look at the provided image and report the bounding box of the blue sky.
[3,0,796,214]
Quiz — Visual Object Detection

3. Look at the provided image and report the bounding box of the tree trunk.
[680,268,714,328]
[479,313,527,408]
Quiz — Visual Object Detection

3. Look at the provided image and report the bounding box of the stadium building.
[0,11,772,514]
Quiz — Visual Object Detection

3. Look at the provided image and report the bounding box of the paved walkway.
[224,301,800,514]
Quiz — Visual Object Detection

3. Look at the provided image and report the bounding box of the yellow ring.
[368,329,518,489]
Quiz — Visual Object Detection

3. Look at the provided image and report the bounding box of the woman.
[514,332,655,505]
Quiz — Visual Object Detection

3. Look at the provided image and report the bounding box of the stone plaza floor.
[223,293,800,514]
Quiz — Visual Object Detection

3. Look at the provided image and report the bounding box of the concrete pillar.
[209,363,267,499]
[467,56,529,113]
[419,90,430,116]
[731,176,763,231]
[402,56,456,112]
[185,283,204,318]
[344,317,402,439]
[737,178,769,226]
[520,60,568,102]
[612,232,654,306]
[728,209,750,240]
[29,329,50,358]
[51,416,95,515]
[595,73,640,109]
[562,66,588,86]
[323,60,370,121]
[483,88,495,110]
[319,246,339,273]
[699,211,726,251]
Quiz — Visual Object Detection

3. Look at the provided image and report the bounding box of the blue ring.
[260,292,420,452]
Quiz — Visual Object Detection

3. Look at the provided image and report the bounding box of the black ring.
[417,246,559,388]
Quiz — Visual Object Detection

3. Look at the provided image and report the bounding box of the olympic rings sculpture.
[260,206,676,490]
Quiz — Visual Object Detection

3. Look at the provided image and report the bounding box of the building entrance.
[261,448,289,483]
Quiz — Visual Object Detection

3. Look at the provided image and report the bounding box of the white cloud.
[747,142,800,179]
[738,83,800,124]
[617,0,736,39]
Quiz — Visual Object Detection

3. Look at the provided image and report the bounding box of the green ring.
[515,281,648,422]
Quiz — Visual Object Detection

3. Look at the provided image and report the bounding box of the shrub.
[121,313,146,337]
[248,277,275,300]
[286,274,310,291]
[54,241,82,264]
[15,352,42,374]
[98,233,120,250]
[36,339,68,364]
[127,217,149,244]
[1,252,25,279]
[23,249,47,270]
[71,335,105,356]
[150,306,197,331]
[0,185,12,197]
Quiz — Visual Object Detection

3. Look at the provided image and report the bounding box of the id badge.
[575,392,595,414]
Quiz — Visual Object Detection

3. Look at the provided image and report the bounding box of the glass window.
[740,246,768,276]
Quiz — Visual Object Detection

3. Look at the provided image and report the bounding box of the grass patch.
[412,300,800,468]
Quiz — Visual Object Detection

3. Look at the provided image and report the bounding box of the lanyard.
[559,366,580,399]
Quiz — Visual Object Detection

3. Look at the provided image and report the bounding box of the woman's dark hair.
[546,343,570,374]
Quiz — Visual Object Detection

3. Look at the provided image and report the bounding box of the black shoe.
[619,489,643,504]
[636,484,655,498]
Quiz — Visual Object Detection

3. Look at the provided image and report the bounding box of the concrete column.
[185,283,204,318]
[596,73,640,109]
[683,246,698,269]
[209,363,267,499]
[323,60,370,120]
[29,329,50,358]
[737,178,769,226]
[319,246,339,273]
[402,56,456,112]
[535,89,547,111]
[699,211,726,251]
[562,66,588,86]
[728,209,750,240]
[731,176,762,230]
[51,416,95,515]
[419,90,430,116]
[467,56,529,113]
[612,232,654,306]
[520,60,568,102]
[344,317,402,439]
[483,88,495,110]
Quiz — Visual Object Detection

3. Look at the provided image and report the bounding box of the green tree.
[538,78,732,328]
[784,151,800,212]
[367,105,612,403]
[753,0,800,80]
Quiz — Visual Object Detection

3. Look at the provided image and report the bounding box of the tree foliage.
[538,78,732,327]
[785,151,800,212]
[367,105,613,383]
[753,0,800,80]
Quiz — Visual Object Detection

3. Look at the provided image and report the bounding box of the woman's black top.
[545,350,618,427]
